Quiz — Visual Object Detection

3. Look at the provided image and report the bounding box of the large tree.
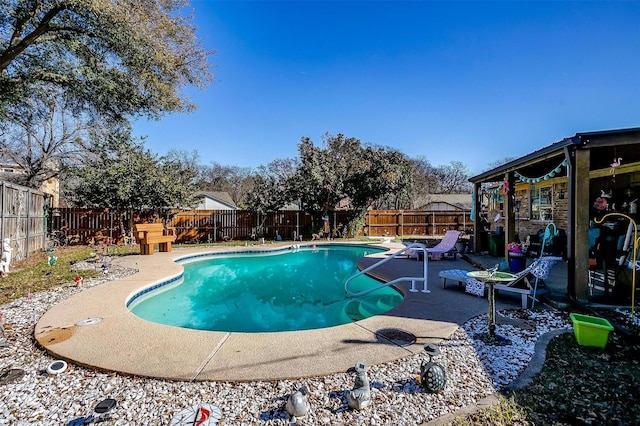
[344,145,412,236]
[198,161,255,206]
[0,0,212,120]
[431,161,473,194]
[294,133,362,214]
[65,128,198,232]
[245,157,298,216]
[0,93,91,188]
[409,156,438,208]
[294,133,411,237]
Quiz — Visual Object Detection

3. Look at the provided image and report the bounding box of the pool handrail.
[344,243,429,297]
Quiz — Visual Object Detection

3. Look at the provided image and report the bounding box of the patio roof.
[467,126,640,302]
[469,127,640,183]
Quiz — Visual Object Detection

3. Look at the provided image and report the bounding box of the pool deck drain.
[375,328,417,346]
[35,242,522,381]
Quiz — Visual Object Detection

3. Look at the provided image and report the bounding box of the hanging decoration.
[611,157,622,172]
[480,159,568,205]
[513,160,568,183]
[470,191,475,221]
[501,180,510,195]
[610,154,622,182]
[483,184,504,195]
[593,196,609,211]
[480,185,505,209]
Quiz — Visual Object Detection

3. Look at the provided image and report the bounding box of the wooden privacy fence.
[170,209,472,241]
[49,208,134,245]
[366,210,473,237]
[0,181,47,260]
[167,210,354,243]
[49,208,472,244]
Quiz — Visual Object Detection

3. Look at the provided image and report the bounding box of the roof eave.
[469,127,640,183]
[469,137,575,183]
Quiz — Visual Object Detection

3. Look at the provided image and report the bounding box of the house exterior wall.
[423,201,464,211]
[40,176,60,208]
[0,164,60,207]
[196,198,238,210]
[514,178,569,239]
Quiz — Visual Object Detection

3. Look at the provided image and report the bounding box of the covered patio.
[469,127,640,303]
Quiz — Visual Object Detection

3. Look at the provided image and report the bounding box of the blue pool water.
[128,245,403,332]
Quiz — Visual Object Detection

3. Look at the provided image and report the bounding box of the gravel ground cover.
[1,257,573,425]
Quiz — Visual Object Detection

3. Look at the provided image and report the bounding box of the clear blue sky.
[133,0,640,175]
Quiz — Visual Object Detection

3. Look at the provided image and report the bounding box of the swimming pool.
[128,244,403,332]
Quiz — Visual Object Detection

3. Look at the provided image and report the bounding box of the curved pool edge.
[125,242,391,311]
[34,242,463,382]
[126,243,398,331]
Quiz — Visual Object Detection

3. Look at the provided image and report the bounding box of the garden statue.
[75,275,84,287]
[346,361,371,410]
[285,384,310,417]
[0,238,12,277]
[419,343,447,393]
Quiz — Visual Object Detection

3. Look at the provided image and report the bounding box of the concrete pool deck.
[34,241,524,382]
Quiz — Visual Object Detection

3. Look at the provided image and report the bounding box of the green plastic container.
[570,313,614,348]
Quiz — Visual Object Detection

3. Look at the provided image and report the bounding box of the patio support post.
[573,148,591,301]
[504,172,516,259]
[472,183,482,253]
[564,145,575,298]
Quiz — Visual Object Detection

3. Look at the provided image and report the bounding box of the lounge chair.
[405,231,461,261]
[402,241,426,260]
[464,256,562,308]
[428,230,461,260]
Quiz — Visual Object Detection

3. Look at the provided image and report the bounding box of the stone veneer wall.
[514,178,569,240]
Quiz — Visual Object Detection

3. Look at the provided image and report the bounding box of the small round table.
[466,270,517,345]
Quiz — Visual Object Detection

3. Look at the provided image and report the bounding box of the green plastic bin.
[570,313,614,349]
[488,232,505,257]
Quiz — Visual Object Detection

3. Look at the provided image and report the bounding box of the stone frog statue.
[0,238,12,277]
